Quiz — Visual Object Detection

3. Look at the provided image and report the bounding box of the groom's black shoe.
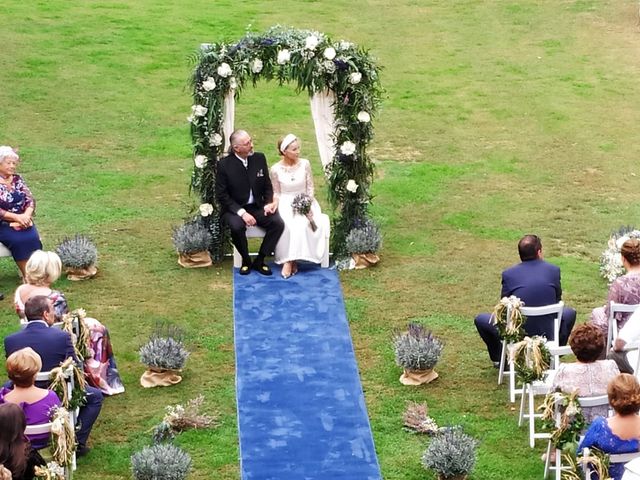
[252,260,272,276]
[239,262,251,275]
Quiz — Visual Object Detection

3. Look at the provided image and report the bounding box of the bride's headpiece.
[279,134,297,154]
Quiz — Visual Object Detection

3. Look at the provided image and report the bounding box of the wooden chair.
[232,224,330,268]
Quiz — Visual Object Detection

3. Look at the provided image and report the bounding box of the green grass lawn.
[2,1,640,478]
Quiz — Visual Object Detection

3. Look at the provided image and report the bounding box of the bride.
[270,134,329,278]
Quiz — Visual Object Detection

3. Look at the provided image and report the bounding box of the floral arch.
[188,26,382,262]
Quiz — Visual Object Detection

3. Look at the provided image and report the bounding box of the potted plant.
[394,323,443,385]
[131,443,191,480]
[55,234,98,280]
[345,217,382,269]
[139,325,190,388]
[172,219,212,268]
[422,427,478,480]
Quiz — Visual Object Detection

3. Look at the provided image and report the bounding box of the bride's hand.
[264,201,278,215]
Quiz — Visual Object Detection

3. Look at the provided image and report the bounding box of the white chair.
[0,242,11,257]
[25,422,75,476]
[232,224,330,268]
[498,302,566,403]
[36,364,79,443]
[544,394,610,480]
[518,369,557,448]
[607,301,640,350]
[582,447,640,480]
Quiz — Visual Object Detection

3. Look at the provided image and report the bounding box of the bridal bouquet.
[292,193,317,231]
[600,226,640,283]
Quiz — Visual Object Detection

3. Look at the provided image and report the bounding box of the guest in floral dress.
[579,373,640,480]
[0,146,42,278]
[591,239,640,337]
[552,323,619,422]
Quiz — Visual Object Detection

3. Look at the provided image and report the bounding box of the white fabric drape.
[222,89,236,153]
[310,90,336,174]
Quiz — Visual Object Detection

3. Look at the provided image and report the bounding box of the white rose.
[323,47,336,60]
[199,203,214,217]
[251,58,263,73]
[194,155,207,168]
[305,35,320,50]
[201,77,217,91]
[187,115,194,123]
[340,141,356,156]
[209,132,223,146]
[229,76,237,89]
[323,60,336,73]
[192,105,207,117]
[357,111,371,123]
[217,62,232,78]
[349,72,362,84]
[346,179,359,193]
[277,49,291,65]
[339,40,353,51]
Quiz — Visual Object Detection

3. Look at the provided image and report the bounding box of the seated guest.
[591,238,640,338]
[15,250,68,322]
[552,324,619,422]
[15,250,124,396]
[608,308,640,374]
[0,403,45,480]
[579,373,640,480]
[0,146,42,279]
[4,295,103,457]
[475,234,577,366]
[0,347,61,449]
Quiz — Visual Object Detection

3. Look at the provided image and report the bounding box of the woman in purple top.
[0,347,61,450]
[0,146,42,277]
[591,239,640,338]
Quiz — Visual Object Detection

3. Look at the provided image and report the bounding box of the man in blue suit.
[474,235,577,366]
[4,295,103,457]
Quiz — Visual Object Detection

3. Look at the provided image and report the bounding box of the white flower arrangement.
[349,71,362,84]
[201,77,216,91]
[346,179,359,193]
[600,228,640,283]
[357,111,370,123]
[305,34,320,50]
[277,49,291,64]
[250,58,263,73]
[209,132,223,147]
[194,155,207,168]
[34,462,65,480]
[216,62,232,77]
[199,203,214,217]
[323,60,336,73]
[323,47,336,60]
[340,141,356,156]
[192,104,207,117]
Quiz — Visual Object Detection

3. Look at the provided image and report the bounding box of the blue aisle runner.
[233,264,382,480]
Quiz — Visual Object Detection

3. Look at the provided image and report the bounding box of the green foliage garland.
[540,390,586,453]
[511,336,551,384]
[188,25,383,260]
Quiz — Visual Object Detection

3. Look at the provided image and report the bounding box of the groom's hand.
[242,212,256,226]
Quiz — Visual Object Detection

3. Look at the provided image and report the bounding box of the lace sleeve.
[270,166,281,199]
[304,159,315,198]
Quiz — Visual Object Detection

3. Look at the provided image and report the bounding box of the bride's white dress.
[271,158,329,265]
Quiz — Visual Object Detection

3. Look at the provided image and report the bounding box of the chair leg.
[543,441,552,478]
[555,447,562,480]
[498,341,507,385]
[518,383,527,427]
[529,386,537,448]
[233,246,242,268]
[509,360,517,403]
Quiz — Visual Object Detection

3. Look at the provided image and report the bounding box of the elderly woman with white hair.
[0,146,42,278]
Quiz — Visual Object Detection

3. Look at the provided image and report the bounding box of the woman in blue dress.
[579,373,640,480]
[0,146,42,278]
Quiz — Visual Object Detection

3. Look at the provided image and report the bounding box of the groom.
[216,129,284,275]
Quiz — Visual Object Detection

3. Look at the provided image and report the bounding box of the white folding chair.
[0,242,11,257]
[25,421,75,476]
[582,447,640,480]
[607,302,640,350]
[498,302,566,403]
[544,394,610,480]
[518,369,557,448]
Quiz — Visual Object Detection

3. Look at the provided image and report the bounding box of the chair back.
[24,422,53,436]
[608,302,640,348]
[583,447,640,479]
[521,301,564,343]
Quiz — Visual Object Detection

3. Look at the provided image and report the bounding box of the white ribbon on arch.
[221,89,336,175]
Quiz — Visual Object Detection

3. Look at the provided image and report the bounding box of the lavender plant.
[345,217,381,254]
[139,325,190,371]
[394,323,444,371]
[172,220,212,254]
[131,443,191,480]
[422,427,478,479]
[55,234,98,269]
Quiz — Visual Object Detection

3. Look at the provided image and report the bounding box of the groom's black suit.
[216,152,284,263]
